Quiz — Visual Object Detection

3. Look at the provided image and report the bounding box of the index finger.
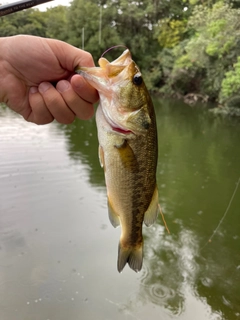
[47,39,96,71]
[71,74,99,104]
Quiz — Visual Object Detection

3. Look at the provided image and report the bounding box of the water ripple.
[150,283,176,303]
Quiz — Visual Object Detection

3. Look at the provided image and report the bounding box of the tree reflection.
[56,115,105,187]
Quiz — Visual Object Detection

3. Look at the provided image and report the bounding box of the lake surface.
[0,100,240,320]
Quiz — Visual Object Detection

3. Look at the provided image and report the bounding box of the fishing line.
[201,175,240,250]
[101,45,130,58]
[158,203,170,234]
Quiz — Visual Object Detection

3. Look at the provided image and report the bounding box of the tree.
[220,56,240,106]
[66,0,112,60]
[0,9,48,37]
[148,1,240,103]
[45,6,68,41]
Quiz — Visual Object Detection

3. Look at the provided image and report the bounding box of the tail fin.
[117,242,143,273]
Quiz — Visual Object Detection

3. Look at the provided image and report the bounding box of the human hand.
[0,35,99,124]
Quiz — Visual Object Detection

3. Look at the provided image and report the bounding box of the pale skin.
[0,35,99,125]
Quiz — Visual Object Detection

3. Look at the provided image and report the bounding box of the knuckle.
[45,95,60,106]
[85,51,94,63]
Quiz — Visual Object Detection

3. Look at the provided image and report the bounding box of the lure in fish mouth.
[76,49,159,273]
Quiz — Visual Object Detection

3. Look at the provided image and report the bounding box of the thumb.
[46,39,96,72]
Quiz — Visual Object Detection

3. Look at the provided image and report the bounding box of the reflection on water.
[1,101,240,320]
[56,118,105,188]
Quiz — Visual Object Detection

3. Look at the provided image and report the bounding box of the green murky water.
[0,100,240,320]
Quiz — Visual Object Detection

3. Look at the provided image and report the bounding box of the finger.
[38,82,75,124]
[56,80,94,120]
[28,87,54,124]
[49,40,96,70]
[71,74,99,104]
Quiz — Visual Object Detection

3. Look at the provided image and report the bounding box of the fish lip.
[75,68,109,93]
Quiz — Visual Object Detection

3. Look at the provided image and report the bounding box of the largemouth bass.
[76,49,159,272]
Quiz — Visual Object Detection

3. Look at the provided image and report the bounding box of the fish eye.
[133,73,143,86]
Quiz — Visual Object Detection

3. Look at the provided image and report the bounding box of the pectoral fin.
[108,197,120,228]
[144,186,159,227]
[115,139,138,172]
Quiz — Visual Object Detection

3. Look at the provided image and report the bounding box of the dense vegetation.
[1,0,240,111]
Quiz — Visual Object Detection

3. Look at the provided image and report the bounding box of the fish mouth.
[75,50,135,135]
[75,67,108,93]
[75,49,132,92]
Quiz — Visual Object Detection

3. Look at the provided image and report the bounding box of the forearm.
[0,37,8,104]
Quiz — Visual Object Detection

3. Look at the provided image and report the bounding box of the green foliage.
[157,19,187,48]
[147,1,240,104]
[45,6,68,41]
[220,57,240,104]
[187,2,240,60]
[0,9,48,37]
[67,0,100,49]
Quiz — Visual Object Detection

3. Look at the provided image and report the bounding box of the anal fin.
[144,185,159,227]
[108,198,120,228]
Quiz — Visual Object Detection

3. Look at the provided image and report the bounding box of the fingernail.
[39,82,51,93]
[29,87,38,94]
[57,80,70,93]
